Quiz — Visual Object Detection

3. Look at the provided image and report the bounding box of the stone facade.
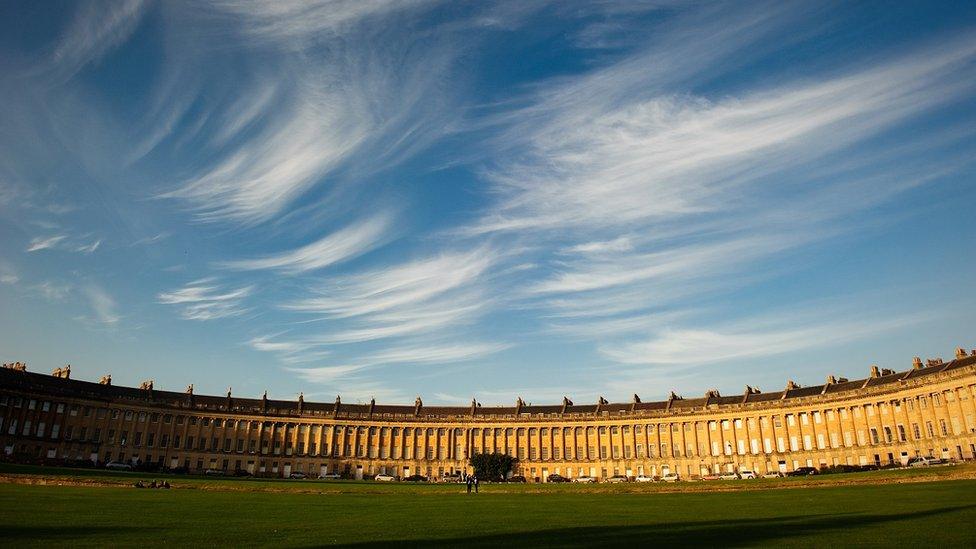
[2,349,976,481]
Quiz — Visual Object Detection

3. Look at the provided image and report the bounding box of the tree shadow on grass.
[327,505,976,548]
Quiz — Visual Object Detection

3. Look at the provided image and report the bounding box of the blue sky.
[1,1,975,405]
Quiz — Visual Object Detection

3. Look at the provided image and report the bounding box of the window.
[912,424,921,440]
[897,425,907,442]
[926,422,935,438]
[940,420,948,437]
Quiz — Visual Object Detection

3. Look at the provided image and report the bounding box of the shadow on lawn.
[328,505,975,548]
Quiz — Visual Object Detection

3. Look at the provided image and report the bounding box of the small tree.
[469,452,518,481]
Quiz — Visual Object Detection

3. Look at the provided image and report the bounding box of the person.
[149,479,157,489]
[466,476,472,494]
[135,481,145,488]
[162,481,171,489]
[474,475,479,493]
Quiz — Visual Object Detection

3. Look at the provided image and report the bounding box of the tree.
[469,452,518,481]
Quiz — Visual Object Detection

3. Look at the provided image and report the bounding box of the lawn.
[1,474,974,547]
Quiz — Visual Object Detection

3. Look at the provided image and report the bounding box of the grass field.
[1,465,975,547]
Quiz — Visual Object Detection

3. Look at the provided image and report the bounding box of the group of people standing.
[134,479,170,489]
[465,475,479,493]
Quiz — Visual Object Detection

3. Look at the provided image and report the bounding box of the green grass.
[1,475,975,547]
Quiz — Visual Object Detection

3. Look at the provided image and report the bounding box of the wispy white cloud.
[209,0,435,45]
[130,232,171,247]
[284,248,497,318]
[82,284,120,326]
[26,235,67,252]
[600,311,924,366]
[288,341,508,383]
[34,281,72,302]
[158,2,460,226]
[75,239,101,254]
[0,263,19,285]
[158,278,252,321]
[462,17,976,361]
[50,0,150,79]
[220,213,392,273]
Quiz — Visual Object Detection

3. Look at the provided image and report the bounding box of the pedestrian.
[474,475,479,493]
[466,476,472,494]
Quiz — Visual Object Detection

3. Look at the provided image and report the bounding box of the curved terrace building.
[2,347,976,481]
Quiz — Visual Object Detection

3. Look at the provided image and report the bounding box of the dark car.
[507,475,527,483]
[546,474,570,483]
[787,467,819,476]
[403,474,428,482]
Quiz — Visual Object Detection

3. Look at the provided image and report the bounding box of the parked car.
[701,474,721,481]
[762,471,785,478]
[661,473,680,482]
[507,475,527,483]
[374,474,396,482]
[403,474,428,482]
[232,469,252,477]
[739,470,757,479]
[546,474,570,483]
[605,475,629,483]
[787,467,818,476]
[634,475,655,483]
[573,476,597,483]
[105,461,133,471]
[203,468,226,476]
[907,456,941,468]
[289,472,307,479]
[719,472,740,480]
[317,473,341,480]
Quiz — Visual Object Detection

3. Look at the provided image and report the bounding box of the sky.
[1,0,975,406]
